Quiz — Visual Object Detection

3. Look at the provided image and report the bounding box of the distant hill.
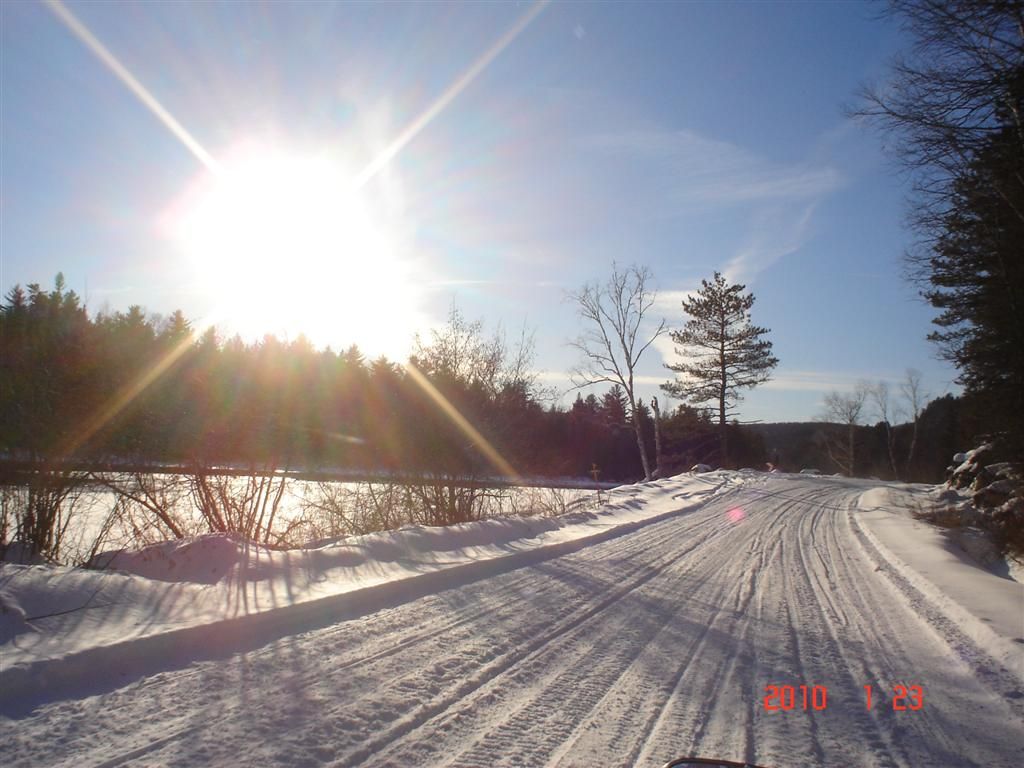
[746,422,834,474]
[745,396,985,483]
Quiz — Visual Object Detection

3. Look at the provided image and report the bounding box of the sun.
[166,141,421,358]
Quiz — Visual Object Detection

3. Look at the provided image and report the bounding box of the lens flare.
[404,364,519,480]
[727,506,746,524]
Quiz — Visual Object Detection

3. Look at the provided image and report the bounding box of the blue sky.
[1,0,960,422]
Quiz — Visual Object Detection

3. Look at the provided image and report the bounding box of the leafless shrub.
[303,477,584,536]
[910,501,963,529]
[505,486,594,518]
[90,471,190,541]
[73,495,128,567]
[0,468,90,562]
[301,480,419,539]
[408,478,507,527]
[186,462,290,545]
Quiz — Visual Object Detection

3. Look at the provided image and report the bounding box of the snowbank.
[0,473,730,710]
[853,486,1024,682]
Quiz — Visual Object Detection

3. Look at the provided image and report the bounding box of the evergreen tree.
[926,119,1024,451]
[855,0,1024,455]
[600,384,629,427]
[662,272,778,465]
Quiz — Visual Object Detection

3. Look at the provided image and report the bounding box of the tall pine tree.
[662,272,778,466]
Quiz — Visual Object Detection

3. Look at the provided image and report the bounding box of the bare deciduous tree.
[901,368,927,474]
[568,263,667,481]
[871,380,901,479]
[820,382,871,477]
[852,1,1024,228]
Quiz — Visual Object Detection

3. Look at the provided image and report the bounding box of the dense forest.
[0,276,740,483]
[752,392,988,483]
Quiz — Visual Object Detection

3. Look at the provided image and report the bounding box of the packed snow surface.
[1,472,1022,767]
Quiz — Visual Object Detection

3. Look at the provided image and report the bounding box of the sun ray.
[58,328,201,460]
[353,0,549,190]
[404,364,519,481]
[44,0,221,174]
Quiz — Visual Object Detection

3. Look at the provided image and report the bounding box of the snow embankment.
[853,486,1024,682]
[0,473,731,712]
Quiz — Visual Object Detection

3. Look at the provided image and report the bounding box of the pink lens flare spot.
[727,506,746,523]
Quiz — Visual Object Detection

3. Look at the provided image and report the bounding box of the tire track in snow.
[662,484,817,765]
[337,505,738,767]
[75,504,733,768]
[434,500,764,768]
[840,504,1024,766]
[630,483,821,767]
[783,493,909,768]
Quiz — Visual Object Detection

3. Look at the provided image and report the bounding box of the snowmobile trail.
[1,475,1021,767]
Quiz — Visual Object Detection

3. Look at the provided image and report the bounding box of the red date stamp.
[764,684,828,711]
[763,684,924,711]
[864,683,924,710]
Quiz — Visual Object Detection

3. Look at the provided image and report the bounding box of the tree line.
[3,266,970,488]
[0,275,748,483]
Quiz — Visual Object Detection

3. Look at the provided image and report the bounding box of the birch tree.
[820,383,871,477]
[568,263,666,481]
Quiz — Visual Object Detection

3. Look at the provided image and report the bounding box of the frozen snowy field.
[1,472,1022,767]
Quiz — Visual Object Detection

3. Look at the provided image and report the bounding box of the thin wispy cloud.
[424,279,496,288]
[653,331,893,396]
[763,370,887,393]
[535,369,667,389]
[721,201,818,286]
[578,123,843,310]
[582,129,842,207]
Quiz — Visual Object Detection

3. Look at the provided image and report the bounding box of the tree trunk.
[630,396,652,481]
[847,423,856,477]
[884,422,899,480]
[718,336,728,467]
[906,418,919,478]
[651,396,662,479]
[718,387,728,467]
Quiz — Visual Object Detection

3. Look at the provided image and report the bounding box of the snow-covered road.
[3,474,1022,767]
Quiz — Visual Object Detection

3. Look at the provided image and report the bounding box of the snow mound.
[0,589,36,644]
[89,512,622,586]
[91,534,253,584]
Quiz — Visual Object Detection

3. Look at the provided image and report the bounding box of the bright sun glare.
[168,142,419,358]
